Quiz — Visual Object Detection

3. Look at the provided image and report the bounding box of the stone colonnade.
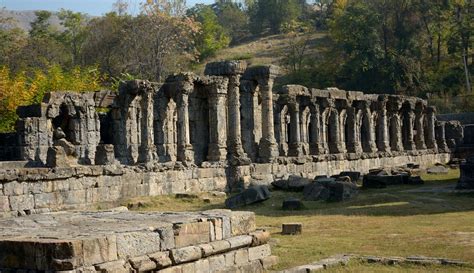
[274,85,444,159]
[120,61,451,166]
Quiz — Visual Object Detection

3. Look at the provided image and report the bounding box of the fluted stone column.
[425,106,438,150]
[309,103,325,155]
[207,79,229,162]
[345,106,362,153]
[205,61,249,164]
[376,98,390,152]
[360,102,377,153]
[227,75,250,164]
[288,102,303,157]
[388,98,404,152]
[258,77,279,162]
[403,104,416,151]
[328,107,344,154]
[177,92,194,163]
[435,121,448,152]
[414,103,426,150]
[138,87,157,163]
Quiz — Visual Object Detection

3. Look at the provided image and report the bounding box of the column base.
[177,145,194,163]
[258,138,279,163]
[137,145,157,164]
[228,143,251,166]
[208,144,228,162]
[288,142,304,157]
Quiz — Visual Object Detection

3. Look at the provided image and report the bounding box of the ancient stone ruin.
[0,61,462,215]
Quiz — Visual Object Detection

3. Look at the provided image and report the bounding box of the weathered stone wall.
[0,152,450,216]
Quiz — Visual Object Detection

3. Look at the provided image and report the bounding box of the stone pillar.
[425,106,437,150]
[328,107,344,154]
[204,61,249,164]
[376,98,390,152]
[435,121,448,152]
[177,92,194,163]
[345,106,362,153]
[227,75,250,164]
[258,77,279,162]
[360,101,377,153]
[403,104,416,151]
[414,103,426,150]
[388,98,404,152]
[288,102,303,157]
[309,103,325,155]
[138,87,157,163]
[207,79,229,162]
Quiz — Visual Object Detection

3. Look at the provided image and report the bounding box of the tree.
[57,9,88,66]
[188,4,230,59]
[213,0,249,43]
[249,0,303,34]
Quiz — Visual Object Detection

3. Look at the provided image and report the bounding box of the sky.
[1,0,213,16]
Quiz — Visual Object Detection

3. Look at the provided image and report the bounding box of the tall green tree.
[188,4,230,60]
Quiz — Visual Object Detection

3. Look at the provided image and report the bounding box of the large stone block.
[116,231,161,259]
[174,221,210,248]
[170,246,202,264]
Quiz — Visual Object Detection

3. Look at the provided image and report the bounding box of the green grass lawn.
[124,168,474,271]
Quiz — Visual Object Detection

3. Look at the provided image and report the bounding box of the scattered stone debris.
[279,254,352,272]
[363,167,425,188]
[278,254,470,272]
[271,175,312,191]
[281,223,303,235]
[282,197,303,210]
[303,179,358,202]
[427,164,449,174]
[332,171,360,183]
[225,185,271,209]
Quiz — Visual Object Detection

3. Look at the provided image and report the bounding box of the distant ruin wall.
[0,152,450,216]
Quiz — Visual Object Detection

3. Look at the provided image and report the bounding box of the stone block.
[82,236,118,266]
[230,211,256,235]
[170,246,202,264]
[129,255,157,272]
[194,258,210,272]
[157,224,175,250]
[226,235,252,249]
[0,196,10,212]
[174,221,210,248]
[282,223,302,235]
[116,231,161,259]
[94,259,131,273]
[208,254,226,272]
[261,255,279,269]
[248,244,271,261]
[249,230,270,246]
[234,248,249,265]
[159,265,183,273]
[181,261,195,273]
[148,251,172,269]
[210,240,231,254]
[239,259,264,273]
[225,251,236,266]
[9,194,34,211]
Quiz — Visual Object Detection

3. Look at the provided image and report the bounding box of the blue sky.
[1,0,213,16]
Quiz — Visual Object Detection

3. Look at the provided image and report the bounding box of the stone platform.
[0,209,275,272]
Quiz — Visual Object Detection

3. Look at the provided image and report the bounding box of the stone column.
[435,121,448,152]
[425,106,438,150]
[414,103,426,150]
[288,101,303,157]
[207,79,229,162]
[227,75,250,164]
[388,98,404,152]
[138,87,157,163]
[309,103,325,155]
[258,77,279,162]
[345,106,362,153]
[360,101,377,153]
[177,92,194,163]
[403,104,416,151]
[328,107,345,154]
[376,99,391,152]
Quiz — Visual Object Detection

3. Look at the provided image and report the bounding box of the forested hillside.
[0,0,472,132]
